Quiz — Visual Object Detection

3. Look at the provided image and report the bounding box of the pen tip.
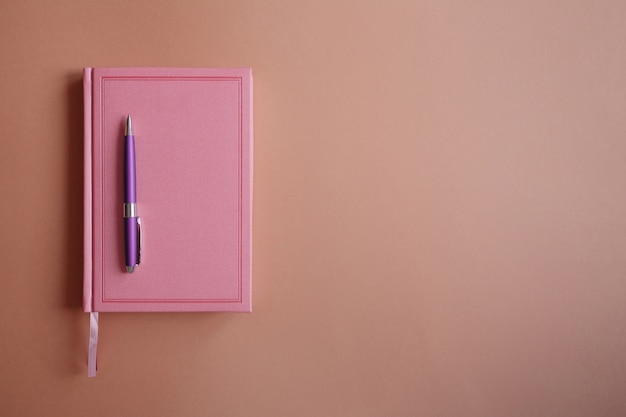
[125,114,133,136]
[126,266,135,273]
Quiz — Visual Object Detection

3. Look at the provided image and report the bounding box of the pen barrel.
[124,133,138,269]
[124,134,136,203]
[124,217,139,267]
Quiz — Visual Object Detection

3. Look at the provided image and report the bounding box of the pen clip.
[136,217,142,265]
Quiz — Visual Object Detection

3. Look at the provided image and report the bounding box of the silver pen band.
[123,203,137,218]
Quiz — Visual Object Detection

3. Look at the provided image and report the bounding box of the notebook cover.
[83,67,252,312]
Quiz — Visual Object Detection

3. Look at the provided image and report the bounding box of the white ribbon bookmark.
[88,312,99,377]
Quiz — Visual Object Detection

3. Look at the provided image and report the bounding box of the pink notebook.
[83,67,252,313]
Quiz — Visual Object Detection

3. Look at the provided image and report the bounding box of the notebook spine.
[83,68,93,313]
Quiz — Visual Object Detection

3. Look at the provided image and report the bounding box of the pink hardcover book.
[84,67,252,312]
[83,67,252,374]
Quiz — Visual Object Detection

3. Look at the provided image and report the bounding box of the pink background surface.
[1,1,626,416]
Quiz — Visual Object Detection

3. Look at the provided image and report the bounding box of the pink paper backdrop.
[1,1,625,416]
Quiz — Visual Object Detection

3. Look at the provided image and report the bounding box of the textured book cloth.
[83,67,253,375]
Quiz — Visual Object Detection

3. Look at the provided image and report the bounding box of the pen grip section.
[124,217,139,268]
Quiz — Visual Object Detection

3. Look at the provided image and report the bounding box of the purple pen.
[123,115,141,272]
